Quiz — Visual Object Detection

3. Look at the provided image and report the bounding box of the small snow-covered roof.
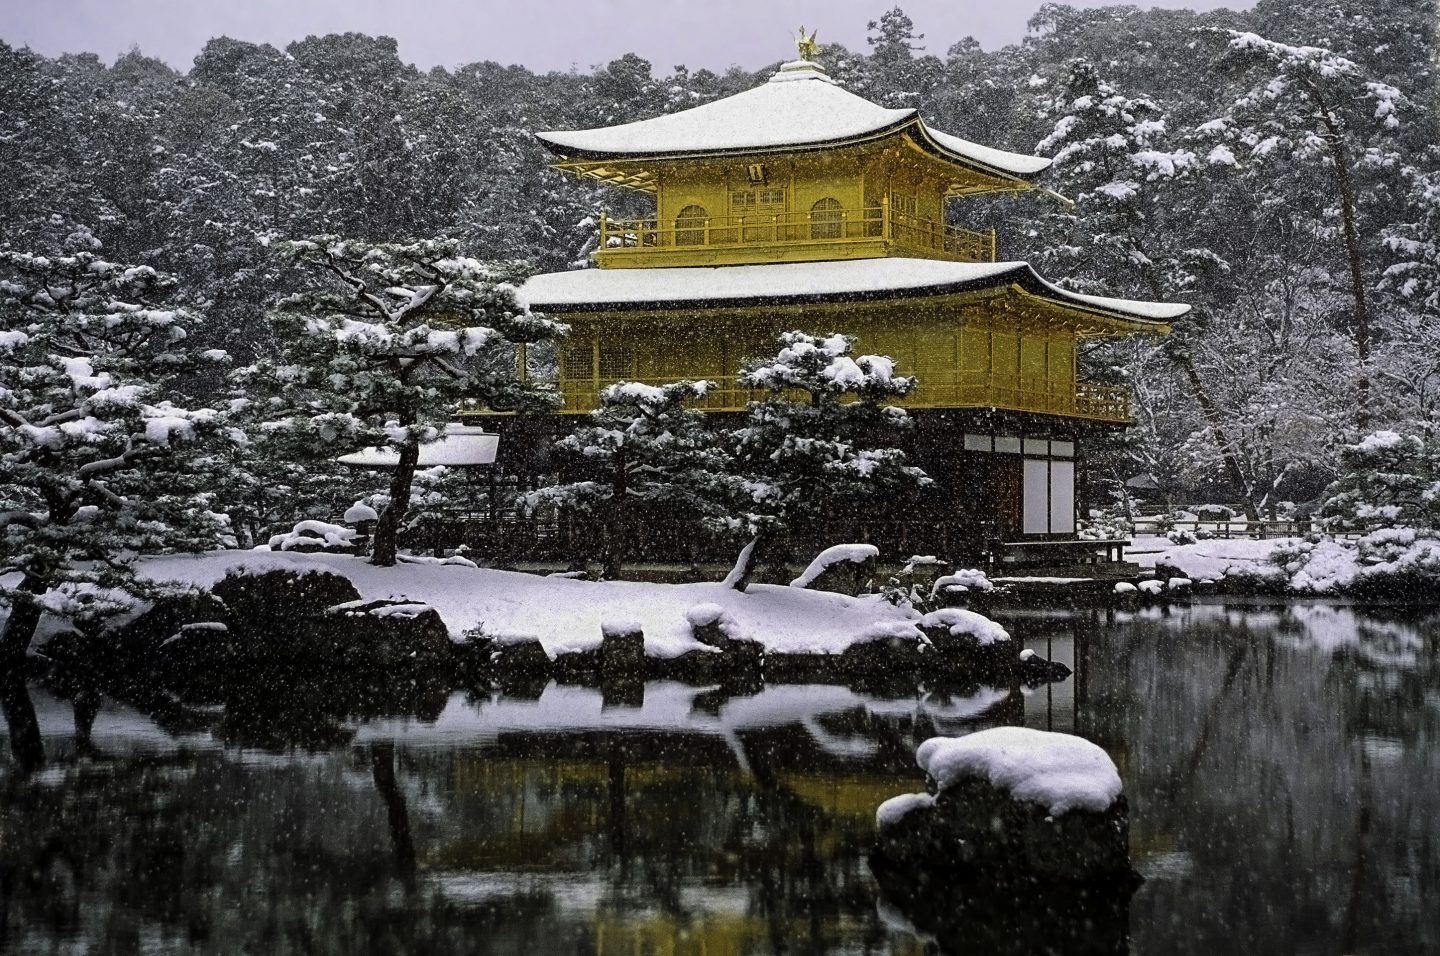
[538,60,1050,181]
[519,258,1189,324]
[337,425,499,469]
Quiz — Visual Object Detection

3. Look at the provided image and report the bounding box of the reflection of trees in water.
[0,674,43,773]
[0,662,1091,954]
[1089,604,1440,956]
[4,678,1008,954]
[0,739,589,954]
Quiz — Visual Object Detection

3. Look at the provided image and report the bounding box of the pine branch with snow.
[721,331,930,590]
[529,379,732,579]
[0,228,239,660]
[237,236,564,566]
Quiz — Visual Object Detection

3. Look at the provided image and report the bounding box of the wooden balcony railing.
[594,207,997,266]
[552,375,1131,422]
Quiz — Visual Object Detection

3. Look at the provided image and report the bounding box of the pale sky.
[2,0,1257,74]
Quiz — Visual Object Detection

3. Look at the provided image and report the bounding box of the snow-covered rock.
[874,727,1131,883]
[875,792,935,828]
[789,543,879,589]
[343,502,379,524]
[918,607,1011,647]
[917,728,1122,816]
[930,568,994,598]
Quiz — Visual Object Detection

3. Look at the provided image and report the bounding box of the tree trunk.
[1,674,44,773]
[1165,344,1259,519]
[371,442,421,568]
[604,455,627,581]
[723,534,765,592]
[1320,114,1373,427]
[0,573,48,668]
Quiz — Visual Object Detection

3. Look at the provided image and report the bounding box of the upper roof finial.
[795,26,820,61]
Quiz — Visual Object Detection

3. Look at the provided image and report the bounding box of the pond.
[2,602,1437,955]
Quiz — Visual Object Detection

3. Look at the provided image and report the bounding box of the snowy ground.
[1129,533,1440,593]
[1130,535,1296,580]
[136,551,924,659]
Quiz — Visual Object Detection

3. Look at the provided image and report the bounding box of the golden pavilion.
[517,44,1188,558]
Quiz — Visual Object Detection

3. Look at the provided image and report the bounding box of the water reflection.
[1,603,1437,954]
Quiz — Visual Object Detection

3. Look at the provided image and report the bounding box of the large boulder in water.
[211,569,451,670]
[315,599,453,668]
[918,608,1015,670]
[874,726,1130,883]
[212,567,361,641]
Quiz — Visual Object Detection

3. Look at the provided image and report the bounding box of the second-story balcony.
[547,374,1131,423]
[593,206,997,269]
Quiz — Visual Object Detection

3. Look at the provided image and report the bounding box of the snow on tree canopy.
[238,236,562,567]
[1,231,237,656]
[528,378,732,579]
[916,727,1124,815]
[718,330,931,590]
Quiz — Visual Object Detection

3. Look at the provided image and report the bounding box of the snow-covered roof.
[519,258,1189,324]
[538,60,1050,180]
[337,425,499,469]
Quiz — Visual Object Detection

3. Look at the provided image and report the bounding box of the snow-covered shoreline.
[134,550,926,659]
[1132,533,1440,596]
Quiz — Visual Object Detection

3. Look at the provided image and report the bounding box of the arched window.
[675,204,707,246]
[810,197,843,240]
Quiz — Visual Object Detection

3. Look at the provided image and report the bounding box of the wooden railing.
[595,207,997,265]
[556,374,1131,422]
[1131,517,1324,540]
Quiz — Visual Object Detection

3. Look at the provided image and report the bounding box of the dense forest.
[1,0,1437,517]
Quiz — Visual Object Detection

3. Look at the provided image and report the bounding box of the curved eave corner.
[1017,279,1186,333]
[908,122,1052,185]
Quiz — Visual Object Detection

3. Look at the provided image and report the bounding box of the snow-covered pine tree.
[1206,30,1413,423]
[0,225,237,662]
[723,332,930,591]
[1032,57,1349,518]
[1029,60,1235,512]
[862,8,943,109]
[1319,431,1440,533]
[238,236,562,567]
[1383,160,1440,314]
[529,380,730,579]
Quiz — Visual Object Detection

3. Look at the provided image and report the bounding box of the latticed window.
[560,346,592,381]
[810,197,844,239]
[891,191,918,219]
[598,346,633,381]
[730,188,786,214]
[675,204,707,246]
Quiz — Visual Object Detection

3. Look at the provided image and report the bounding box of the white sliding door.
[1023,458,1077,535]
[1049,460,1075,534]
[1023,459,1050,534]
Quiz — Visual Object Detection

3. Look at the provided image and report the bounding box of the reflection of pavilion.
[347,675,1085,955]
